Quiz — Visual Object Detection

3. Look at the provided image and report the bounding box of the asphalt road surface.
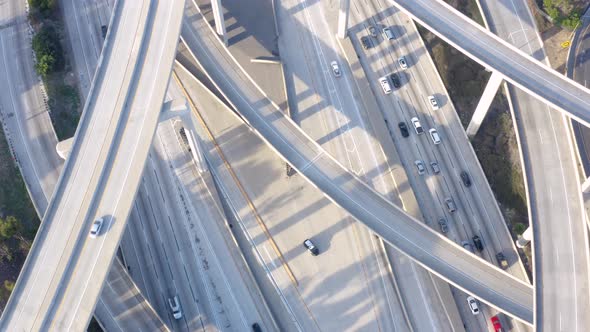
[180,4,533,323]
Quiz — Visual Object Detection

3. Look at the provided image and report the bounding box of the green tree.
[35,54,55,77]
[3,280,15,292]
[0,216,22,240]
[0,242,13,262]
[28,0,56,13]
[513,223,526,236]
[32,25,64,76]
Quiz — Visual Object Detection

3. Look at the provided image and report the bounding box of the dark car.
[472,235,483,251]
[438,218,448,233]
[303,239,319,256]
[361,36,371,50]
[398,122,409,137]
[252,323,263,332]
[390,73,401,88]
[101,25,108,39]
[460,171,471,187]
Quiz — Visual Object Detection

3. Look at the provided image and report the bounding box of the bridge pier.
[516,226,533,248]
[160,98,207,173]
[466,71,503,138]
[56,137,74,160]
[337,0,350,39]
[211,0,228,45]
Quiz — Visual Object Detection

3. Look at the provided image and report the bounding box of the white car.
[169,296,183,319]
[467,296,480,315]
[398,56,408,69]
[330,61,341,77]
[382,27,395,40]
[414,160,426,175]
[429,128,441,145]
[89,218,103,238]
[428,95,439,110]
[379,76,392,94]
[411,117,424,135]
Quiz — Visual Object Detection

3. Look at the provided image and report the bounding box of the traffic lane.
[159,117,274,331]
[95,259,168,332]
[390,0,590,126]
[39,1,183,329]
[572,20,590,175]
[306,153,533,321]
[142,150,208,332]
[63,0,101,98]
[120,194,170,317]
[0,30,48,211]
[0,1,147,328]
[0,4,61,210]
[290,8,462,330]
[175,62,341,331]
[186,6,533,322]
[282,5,409,329]
[10,10,62,201]
[517,92,588,330]
[355,29,478,247]
[383,6,528,281]
[479,0,543,54]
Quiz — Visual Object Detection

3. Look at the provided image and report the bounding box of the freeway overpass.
[388,0,590,329]
[389,0,590,126]
[181,3,534,324]
[0,0,184,330]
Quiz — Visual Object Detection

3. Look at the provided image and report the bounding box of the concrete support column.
[56,137,74,160]
[516,226,533,248]
[159,98,189,122]
[160,98,207,173]
[337,0,350,39]
[211,0,228,45]
[466,71,504,138]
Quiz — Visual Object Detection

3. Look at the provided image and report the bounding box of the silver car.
[168,296,182,319]
[467,296,480,315]
[428,95,440,110]
[411,117,424,135]
[415,160,426,175]
[379,76,392,94]
[429,128,441,145]
[330,61,341,77]
[445,197,456,212]
[89,218,103,238]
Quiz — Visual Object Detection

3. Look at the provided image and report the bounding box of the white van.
[379,76,392,94]
[429,128,441,145]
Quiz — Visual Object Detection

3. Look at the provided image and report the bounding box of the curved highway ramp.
[389,0,590,330]
[389,0,590,125]
[0,0,185,330]
[181,3,534,324]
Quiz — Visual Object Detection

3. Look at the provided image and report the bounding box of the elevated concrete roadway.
[390,0,590,127]
[0,0,184,329]
[1,0,168,329]
[477,0,589,331]
[393,0,589,329]
[181,4,534,324]
[94,259,168,331]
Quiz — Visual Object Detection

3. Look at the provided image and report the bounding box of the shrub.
[28,0,56,13]
[560,10,582,30]
[32,25,64,77]
[513,223,526,235]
